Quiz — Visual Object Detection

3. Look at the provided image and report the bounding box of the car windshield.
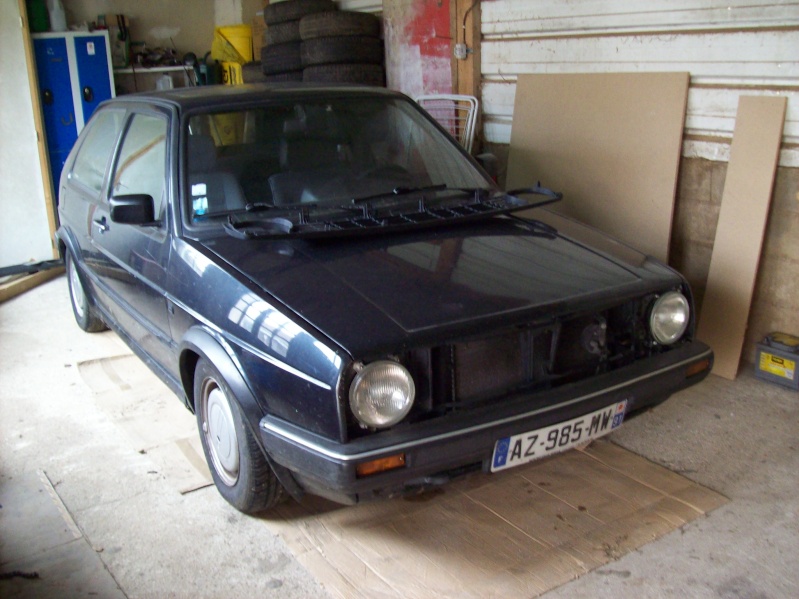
[184,95,495,225]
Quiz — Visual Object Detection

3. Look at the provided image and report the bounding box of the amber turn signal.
[355,454,406,478]
[686,359,711,378]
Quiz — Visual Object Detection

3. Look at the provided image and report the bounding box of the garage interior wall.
[62,0,383,54]
[479,0,799,365]
[0,0,55,269]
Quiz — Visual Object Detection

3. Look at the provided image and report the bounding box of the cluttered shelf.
[114,65,190,74]
[113,65,196,94]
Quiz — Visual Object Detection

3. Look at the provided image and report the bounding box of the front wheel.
[66,251,106,332]
[194,358,286,514]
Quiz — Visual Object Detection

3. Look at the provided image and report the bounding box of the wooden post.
[451,0,482,146]
[18,0,59,254]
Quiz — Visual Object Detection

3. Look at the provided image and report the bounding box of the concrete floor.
[1,276,797,598]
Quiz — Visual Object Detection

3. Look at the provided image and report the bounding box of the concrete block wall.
[672,160,799,363]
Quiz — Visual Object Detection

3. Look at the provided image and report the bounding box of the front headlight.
[649,291,690,345]
[349,361,415,429]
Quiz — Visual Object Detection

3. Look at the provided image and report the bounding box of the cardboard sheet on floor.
[77,355,212,494]
[506,72,689,263]
[696,95,787,380]
[265,440,727,599]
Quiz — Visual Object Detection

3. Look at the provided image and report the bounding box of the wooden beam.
[451,0,482,100]
[0,268,64,304]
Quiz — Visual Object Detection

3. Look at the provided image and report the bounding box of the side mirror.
[110,194,157,226]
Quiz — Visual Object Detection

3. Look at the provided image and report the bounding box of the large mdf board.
[697,96,787,380]
[506,72,690,263]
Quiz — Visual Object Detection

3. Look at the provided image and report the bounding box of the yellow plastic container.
[211,25,253,64]
[221,62,243,86]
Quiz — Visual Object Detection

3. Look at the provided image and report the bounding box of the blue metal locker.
[32,32,115,197]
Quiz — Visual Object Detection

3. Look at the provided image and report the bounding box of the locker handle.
[82,86,94,103]
[42,89,54,105]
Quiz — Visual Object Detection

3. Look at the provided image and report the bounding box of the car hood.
[200,214,674,356]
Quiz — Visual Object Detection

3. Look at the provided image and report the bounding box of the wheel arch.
[55,227,79,261]
[178,326,306,500]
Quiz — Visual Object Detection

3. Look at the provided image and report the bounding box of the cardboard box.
[252,13,266,61]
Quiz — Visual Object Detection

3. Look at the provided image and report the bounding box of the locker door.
[33,36,78,191]
[74,35,113,123]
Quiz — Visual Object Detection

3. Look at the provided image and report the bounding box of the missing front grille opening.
[453,330,530,403]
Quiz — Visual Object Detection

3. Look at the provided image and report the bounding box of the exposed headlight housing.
[349,361,415,429]
[649,291,690,345]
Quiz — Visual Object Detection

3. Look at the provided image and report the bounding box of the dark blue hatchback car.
[57,84,713,514]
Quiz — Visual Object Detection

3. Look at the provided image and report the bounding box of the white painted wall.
[480,0,799,166]
[0,3,54,269]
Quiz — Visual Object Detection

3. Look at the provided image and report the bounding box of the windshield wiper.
[245,201,317,213]
[351,183,448,205]
[224,184,562,241]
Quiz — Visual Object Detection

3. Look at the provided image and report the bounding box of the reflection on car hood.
[202,215,675,356]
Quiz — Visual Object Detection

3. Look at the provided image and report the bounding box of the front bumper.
[260,341,712,504]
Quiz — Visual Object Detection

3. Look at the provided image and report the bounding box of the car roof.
[107,83,407,112]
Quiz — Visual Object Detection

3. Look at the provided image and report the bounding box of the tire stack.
[259,0,335,82]
[300,10,384,86]
[246,0,385,86]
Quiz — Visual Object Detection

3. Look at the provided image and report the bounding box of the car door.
[59,107,127,312]
[89,108,175,372]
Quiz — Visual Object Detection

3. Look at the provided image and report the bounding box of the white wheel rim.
[68,258,87,320]
[202,379,240,487]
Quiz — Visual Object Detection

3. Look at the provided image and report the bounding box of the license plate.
[491,400,628,472]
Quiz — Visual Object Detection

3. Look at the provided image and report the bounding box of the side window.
[71,110,125,193]
[111,114,168,218]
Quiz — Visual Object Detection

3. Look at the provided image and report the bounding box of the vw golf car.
[57,84,713,514]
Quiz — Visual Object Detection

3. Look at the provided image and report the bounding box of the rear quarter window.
[70,109,125,193]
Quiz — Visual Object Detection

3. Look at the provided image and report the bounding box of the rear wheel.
[66,251,106,332]
[194,358,285,514]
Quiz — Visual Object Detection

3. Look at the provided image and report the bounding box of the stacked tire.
[300,11,384,86]
[259,0,335,82]
[248,0,384,86]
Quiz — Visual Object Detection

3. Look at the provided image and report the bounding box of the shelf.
[114,65,191,74]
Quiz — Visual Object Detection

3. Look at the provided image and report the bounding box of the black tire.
[265,20,301,45]
[66,251,106,333]
[263,70,304,82]
[194,358,286,514]
[242,62,267,83]
[300,10,380,40]
[301,36,383,67]
[261,41,302,74]
[303,63,385,86]
[264,0,336,25]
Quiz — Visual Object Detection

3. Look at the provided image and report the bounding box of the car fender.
[178,325,305,499]
[55,226,80,261]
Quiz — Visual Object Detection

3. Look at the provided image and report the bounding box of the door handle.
[93,216,108,233]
